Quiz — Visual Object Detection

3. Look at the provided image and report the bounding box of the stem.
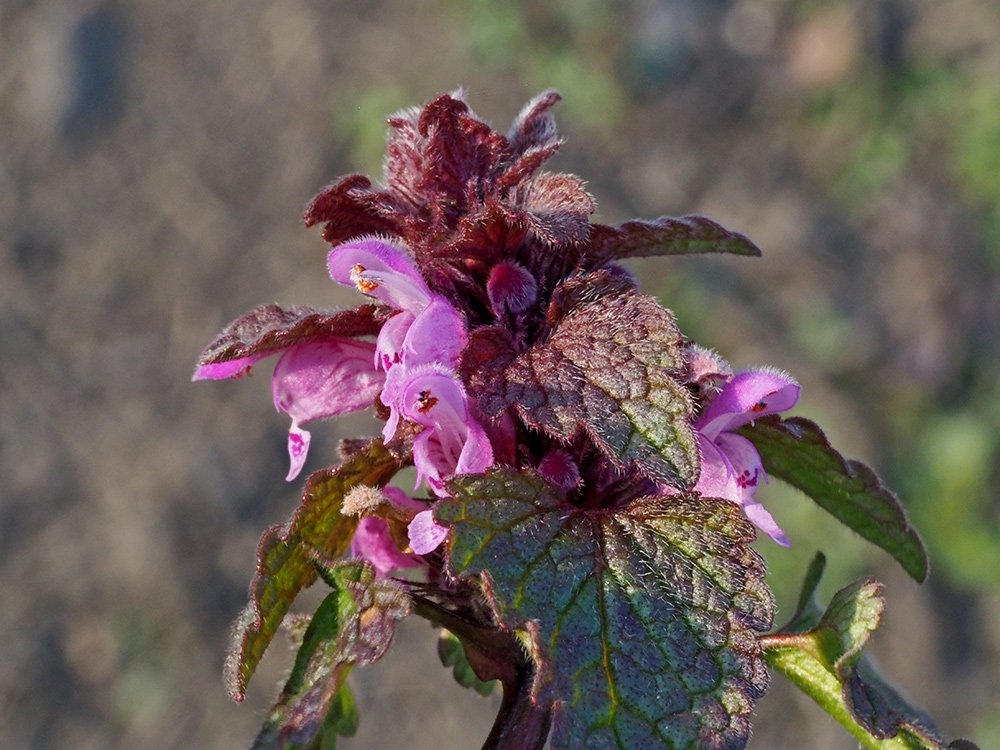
[481,661,552,750]
[410,594,552,750]
[763,643,934,750]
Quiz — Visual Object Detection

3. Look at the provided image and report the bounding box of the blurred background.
[2,1,998,747]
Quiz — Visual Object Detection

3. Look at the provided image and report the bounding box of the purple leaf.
[511,172,595,245]
[194,303,387,379]
[302,174,401,245]
[473,272,699,487]
[506,89,562,155]
[586,215,763,266]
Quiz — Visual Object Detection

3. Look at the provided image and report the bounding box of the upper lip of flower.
[328,236,432,314]
[690,367,800,545]
[694,368,800,439]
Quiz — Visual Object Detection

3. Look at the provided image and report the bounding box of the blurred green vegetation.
[454,0,625,132]
[798,52,1000,596]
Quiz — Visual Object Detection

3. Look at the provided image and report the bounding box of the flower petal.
[715,432,767,502]
[350,516,421,576]
[408,509,448,555]
[399,367,469,431]
[192,352,273,381]
[743,501,791,547]
[328,236,431,313]
[399,367,494,493]
[272,338,383,480]
[696,368,800,438]
[403,298,468,368]
[694,433,789,545]
[693,433,739,502]
[380,364,406,443]
[272,338,384,426]
[411,428,445,491]
[382,486,428,517]
[375,311,415,371]
[455,419,494,476]
[286,424,311,482]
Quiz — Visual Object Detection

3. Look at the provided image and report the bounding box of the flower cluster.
[196,90,951,750]
[195,90,800,577]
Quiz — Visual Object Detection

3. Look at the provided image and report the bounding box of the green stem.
[763,643,931,750]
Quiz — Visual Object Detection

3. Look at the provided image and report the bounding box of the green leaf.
[739,416,928,582]
[478,272,699,487]
[437,629,498,697]
[252,561,410,750]
[439,470,774,750]
[586,216,763,266]
[762,554,979,750]
[224,440,402,701]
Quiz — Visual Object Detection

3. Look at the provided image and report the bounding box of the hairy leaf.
[302,174,401,245]
[762,554,978,750]
[511,172,595,245]
[488,273,699,486]
[586,216,762,266]
[224,440,402,701]
[253,561,410,750]
[384,106,428,212]
[506,90,562,156]
[496,143,564,192]
[195,303,387,377]
[439,470,774,750]
[739,416,928,581]
[417,94,509,225]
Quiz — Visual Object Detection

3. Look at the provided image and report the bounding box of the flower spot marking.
[751,389,780,413]
[288,432,307,458]
[350,264,381,294]
[416,390,439,413]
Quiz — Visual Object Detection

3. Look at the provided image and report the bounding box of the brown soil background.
[3,2,998,748]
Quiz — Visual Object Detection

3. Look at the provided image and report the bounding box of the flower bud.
[487,261,538,315]
[538,449,581,493]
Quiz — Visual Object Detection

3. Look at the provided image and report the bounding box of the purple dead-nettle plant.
[195,91,978,750]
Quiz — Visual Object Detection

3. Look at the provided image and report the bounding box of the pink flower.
[397,366,494,555]
[693,368,800,546]
[328,236,496,555]
[327,236,433,313]
[194,337,385,482]
[327,237,468,441]
[328,236,467,370]
[350,517,423,577]
[349,486,428,576]
[398,366,494,495]
[378,298,467,443]
[407,509,450,556]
